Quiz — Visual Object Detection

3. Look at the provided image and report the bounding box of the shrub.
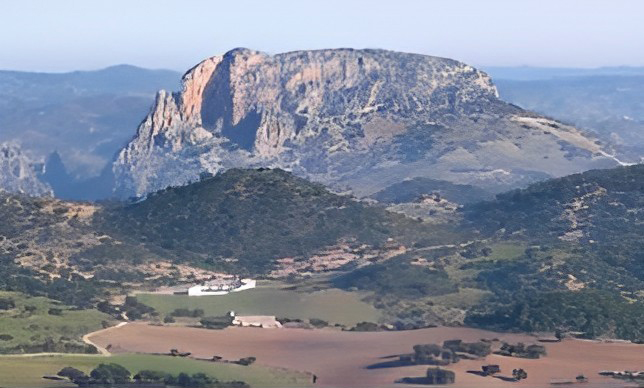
[495,342,546,359]
[526,344,547,358]
[442,339,491,357]
[236,356,256,366]
[410,344,452,365]
[134,370,169,382]
[349,321,381,332]
[413,344,442,360]
[426,367,455,384]
[0,298,15,310]
[24,305,37,314]
[309,318,328,328]
[200,315,233,329]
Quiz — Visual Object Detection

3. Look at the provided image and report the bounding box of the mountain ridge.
[0,65,180,185]
[113,48,619,199]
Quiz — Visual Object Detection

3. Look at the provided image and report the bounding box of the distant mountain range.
[1,53,643,206]
[483,65,644,80]
[0,65,180,180]
[494,75,644,163]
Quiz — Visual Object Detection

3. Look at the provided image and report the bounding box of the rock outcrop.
[113,48,621,198]
[0,142,52,196]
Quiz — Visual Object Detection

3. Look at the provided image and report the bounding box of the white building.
[230,311,282,328]
[187,278,256,296]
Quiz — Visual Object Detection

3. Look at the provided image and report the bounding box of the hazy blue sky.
[1,0,642,72]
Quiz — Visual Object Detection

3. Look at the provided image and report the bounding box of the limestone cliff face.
[0,142,52,196]
[114,48,619,198]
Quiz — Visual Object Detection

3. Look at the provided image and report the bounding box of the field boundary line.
[83,322,129,355]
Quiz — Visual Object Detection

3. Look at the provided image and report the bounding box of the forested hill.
[0,167,454,304]
[455,164,644,340]
[97,168,445,274]
[464,164,644,279]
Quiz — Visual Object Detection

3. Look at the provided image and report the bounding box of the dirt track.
[89,323,644,388]
[82,322,128,355]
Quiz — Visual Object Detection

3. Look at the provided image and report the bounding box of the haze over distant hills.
[483,66,644,80]
[0,65,180,179]
[493,74,644,163]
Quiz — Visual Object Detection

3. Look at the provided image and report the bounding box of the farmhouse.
[187,278,256,296]
[231,312,282,329]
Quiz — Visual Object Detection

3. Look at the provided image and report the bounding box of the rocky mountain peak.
[0,142,51,196]
[150,47,497,151]
[113,48,617,198]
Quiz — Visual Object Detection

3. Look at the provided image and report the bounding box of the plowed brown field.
[89,323,644,388]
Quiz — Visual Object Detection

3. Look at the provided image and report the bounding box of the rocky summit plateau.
[112,48,623,198]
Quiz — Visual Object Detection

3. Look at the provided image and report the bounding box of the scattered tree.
[89,363,131,384]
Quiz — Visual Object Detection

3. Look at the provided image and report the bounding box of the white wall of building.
[187,278,256,296]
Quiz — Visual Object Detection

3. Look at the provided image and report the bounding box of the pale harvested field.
[89,323,644,388]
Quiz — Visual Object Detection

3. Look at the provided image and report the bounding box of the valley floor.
[88,323,644,388]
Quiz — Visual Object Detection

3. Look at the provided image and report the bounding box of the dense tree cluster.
[333,254,457,299]
[58,364,249,387]
[122,296,156,320]
[465,290,644,341]
[403,340,491,366]
[495,342,546,359]
[200,315,234,330]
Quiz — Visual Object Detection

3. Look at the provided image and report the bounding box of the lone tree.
[57,367,90,384]
[512,368,528,381]
[426,367,456,384]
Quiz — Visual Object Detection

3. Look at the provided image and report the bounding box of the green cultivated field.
[137,284,380,326]
[0,353,311,387]
[445,241,526,284]
[482,242,527,261]
[431,287,493,309]
[0,292,112,353]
